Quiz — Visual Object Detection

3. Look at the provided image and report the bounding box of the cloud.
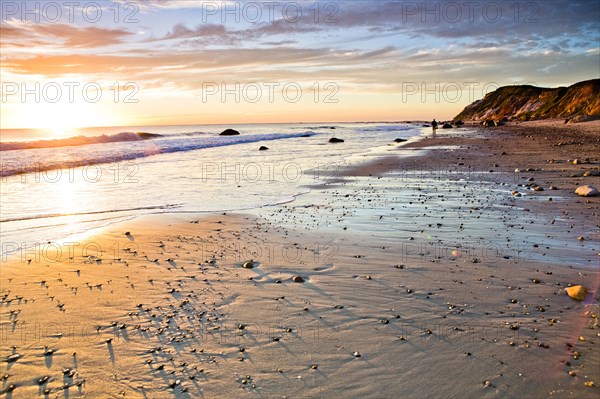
[161,23,227,40]
[0,20,133,48]
[1,0,597,109]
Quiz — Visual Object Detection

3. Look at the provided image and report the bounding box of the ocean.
[0,122,420,252]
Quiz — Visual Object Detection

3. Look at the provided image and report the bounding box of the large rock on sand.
[329,137,344,143]
[220,129,240,136]
[565,285,588,301]
[575,185,599,197]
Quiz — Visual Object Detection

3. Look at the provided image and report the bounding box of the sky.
[0,0,599,131]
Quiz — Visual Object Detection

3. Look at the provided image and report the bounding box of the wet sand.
[1,120,599,398]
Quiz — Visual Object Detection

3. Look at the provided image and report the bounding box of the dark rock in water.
[220,129,240,136]
[482,120,497,127]
[423,124,431,127]
[442,123,453,129]
[394,138,407,143]
[454,120,464,126]
[137,132,163,139]
[330,127,336,129]
[259,146,269,151]
[329,137,344,143]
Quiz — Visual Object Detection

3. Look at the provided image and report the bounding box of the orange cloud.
[0,21,132,48]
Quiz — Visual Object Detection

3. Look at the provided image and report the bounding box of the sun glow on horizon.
[3,101,119,137]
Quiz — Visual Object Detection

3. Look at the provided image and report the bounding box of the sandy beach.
[1,121,599,398]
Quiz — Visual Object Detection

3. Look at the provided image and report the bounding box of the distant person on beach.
[431,119,438,134]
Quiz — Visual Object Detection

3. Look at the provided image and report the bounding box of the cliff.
[454,79,600,122]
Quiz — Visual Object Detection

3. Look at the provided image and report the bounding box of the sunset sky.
[1,0,599,130]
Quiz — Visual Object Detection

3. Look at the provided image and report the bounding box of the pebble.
[292,275,305,283]
[7,354,20,362]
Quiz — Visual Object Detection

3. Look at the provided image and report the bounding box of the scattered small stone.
[7,354,20,363]
[566,285,588,301]
[575,185,599,197]
[292,275,305,283]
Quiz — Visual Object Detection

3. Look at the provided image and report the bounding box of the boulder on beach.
[575,185,599,197]
[259,146,269,151]
[220,129,240,136]
[394,138,407,143]
[482,120,497,127]
[566,115,600,124]
[442,123,453,129]
[329,137,344,143]
[566,285,588,301]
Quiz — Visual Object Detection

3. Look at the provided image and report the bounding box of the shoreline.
[1,120,599,398]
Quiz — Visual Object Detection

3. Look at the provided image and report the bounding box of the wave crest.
[0,132,162,151]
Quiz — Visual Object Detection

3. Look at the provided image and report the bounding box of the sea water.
[0,123,419,251]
